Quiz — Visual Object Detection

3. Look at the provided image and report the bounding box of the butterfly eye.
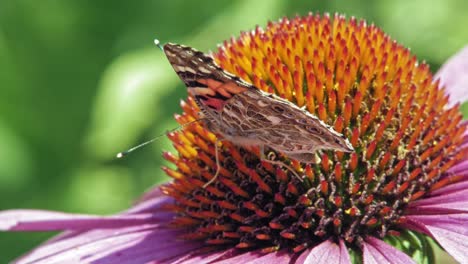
[272,105,285,113]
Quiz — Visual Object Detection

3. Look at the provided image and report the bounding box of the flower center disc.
[162,13,467,253]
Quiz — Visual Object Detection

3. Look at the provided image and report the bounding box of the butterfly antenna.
[154,39,164,51]
[116,138,158,158]
[116,118,205,158]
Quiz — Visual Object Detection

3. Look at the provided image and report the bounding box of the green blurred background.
[0,0,466,262]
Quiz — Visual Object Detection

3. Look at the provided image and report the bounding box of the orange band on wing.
[198,79,248,98]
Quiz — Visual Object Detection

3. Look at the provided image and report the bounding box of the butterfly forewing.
[163,43,252,111]
[162,42,354,165]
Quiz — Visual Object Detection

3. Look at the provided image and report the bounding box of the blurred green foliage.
[0,0,466,262]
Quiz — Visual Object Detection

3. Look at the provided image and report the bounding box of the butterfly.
[159,41,354,186]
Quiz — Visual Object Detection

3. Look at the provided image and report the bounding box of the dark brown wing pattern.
[163,43,252,111]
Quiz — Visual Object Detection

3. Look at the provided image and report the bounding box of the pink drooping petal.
[15,225,157,263]
[362,237,416,264]
[15,225,203,264]
[0,210,167,231]
[134,184,167,204]
[404,214,468,264]
[163,248,238,264]
[406,184,468,214]
[294,239,351,264]
[81,229,203,264]
[209,249,293,264]
[434,45,468,106]
[461,124,468,150]
[126,194,175,215]
[429,179,468,197]
[446,160,468,179]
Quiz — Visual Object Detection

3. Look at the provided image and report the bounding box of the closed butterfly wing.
[161,42,353,165]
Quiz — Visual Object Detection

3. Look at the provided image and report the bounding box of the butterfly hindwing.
[163,43,252,111]
[218,88,354,156]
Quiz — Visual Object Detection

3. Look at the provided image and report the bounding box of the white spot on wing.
[244,91,260,99]
[257,100,268,107]
[198,66,211,74]
[266,115,283,124]
[183,67,196,74]
[175,66,196,74]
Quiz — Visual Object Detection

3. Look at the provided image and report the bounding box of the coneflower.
[1,13,467,264]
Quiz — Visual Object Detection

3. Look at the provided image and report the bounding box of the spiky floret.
[161,13,467,253]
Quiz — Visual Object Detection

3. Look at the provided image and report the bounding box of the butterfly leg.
[259,146,303,182]
[203,138,222,188]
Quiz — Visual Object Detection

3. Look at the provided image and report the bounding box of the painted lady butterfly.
[160,41,354,186]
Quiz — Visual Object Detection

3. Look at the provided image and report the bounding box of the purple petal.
[134,184,167,203]
[15,225,158,263]
[164,248,238,264]
[126,194,175,215]
[362,237,416,264]
[297,239,350,264]
[446,160,468,179]
[405,214,468,263]
[208,249,293,264]
[429,179,468,197]
[0,210,164,231]
[461,124,468,150]
[16,225,203,264]
[430,155,468,197]
[82,230,203,264]
[434,45,468,106]
[406,185,468,214]
[294,248,312,264]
